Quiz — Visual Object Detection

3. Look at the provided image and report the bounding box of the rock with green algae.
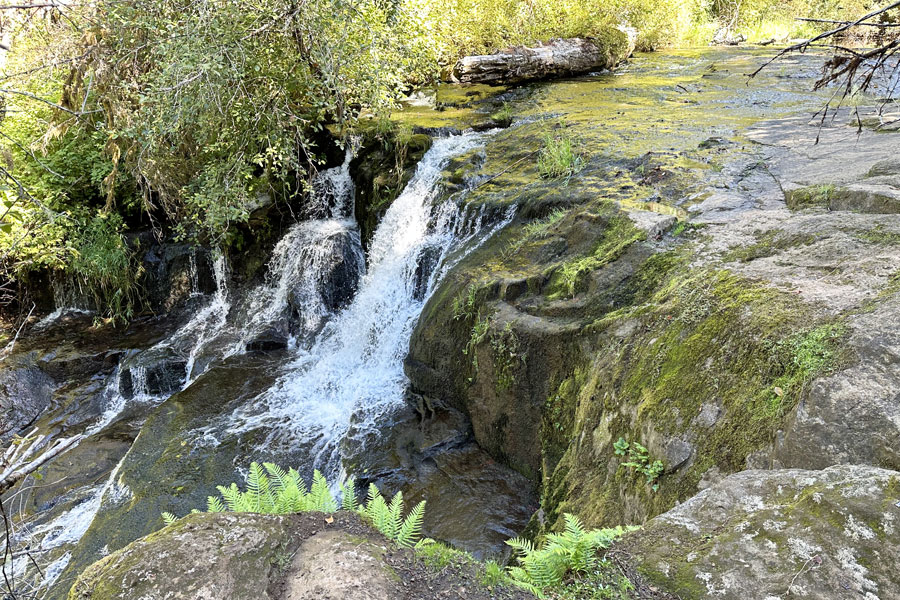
[67,512,400,600]
[67,511,536,600]
[623,465,900,600]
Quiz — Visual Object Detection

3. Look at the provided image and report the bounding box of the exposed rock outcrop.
[624,465,900,600]
[68,512,533,600]
[406,102,900,539]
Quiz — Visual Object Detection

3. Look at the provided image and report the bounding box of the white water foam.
[216,132,511,474]
[227,148,362,355]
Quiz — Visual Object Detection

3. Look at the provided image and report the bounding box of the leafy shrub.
[506,514,636,597]
[70,213,140,322]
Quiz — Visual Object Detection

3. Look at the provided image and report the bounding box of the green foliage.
[614,438,665,490]
[428,0,682,55]
[761,322,846,416]
[69,213,141,321]
[161,462,342,523]
[491,103,515,127]
[213,463,338,514]
[552,211,645,298]
[413,539,515,590]
[463,312,492,381]
[481,560,507,588]
[522,209,568,241]
[414,538,466,569]
[506,514,636,598]
[357,483,426,548]
[538,133,584,180]
[452,283,479,322]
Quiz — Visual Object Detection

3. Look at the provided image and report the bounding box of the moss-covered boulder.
[69,512,307,600]
[68,511,535,600]
[623,465,900,599]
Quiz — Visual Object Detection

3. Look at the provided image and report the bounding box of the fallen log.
[451,27,637,85]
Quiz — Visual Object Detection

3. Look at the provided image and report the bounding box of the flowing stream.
[4,48,859,597]
[8,131,515,594]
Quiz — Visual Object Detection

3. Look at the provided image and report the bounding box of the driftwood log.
[451,27,637,85]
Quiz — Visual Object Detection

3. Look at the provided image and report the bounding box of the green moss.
[547,211,646,299]
[723,229,817,263]
[541,264,848,532]
[785,185,835,210]
[491,322,526,392]
[856,225,900,245]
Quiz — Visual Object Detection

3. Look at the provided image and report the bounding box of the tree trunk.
[451,28,636,85]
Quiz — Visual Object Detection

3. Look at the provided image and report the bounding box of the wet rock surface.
[624,465,900,600]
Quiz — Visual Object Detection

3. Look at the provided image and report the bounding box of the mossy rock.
[623,465,900,599]
[786,184,900,214]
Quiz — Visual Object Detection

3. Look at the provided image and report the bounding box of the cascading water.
[9,132,516,594]
[228,148,364,355]
[217,132,512,476]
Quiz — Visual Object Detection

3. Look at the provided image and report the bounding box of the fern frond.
[218,483,242,512]
[206,495,226,513]
[246,462,274,513]
[161,512,177,526]
[506,537,536,557]
[263,462,289,496]
[386,491,404,539]
[310,469,338,513]
[507,567,545,598]
[340,476,358,511]
[396,500,425,548]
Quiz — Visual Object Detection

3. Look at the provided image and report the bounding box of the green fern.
[340,476,358,511]
[358,484,426,547]
[505,513,636,598]
[159,465,426,550]
[162,462,341,521]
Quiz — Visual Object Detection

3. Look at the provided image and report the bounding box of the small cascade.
[217,132,512,478]
[85,253,230,437]
[229,148,364,354]
[11,455,130,589]
[34,275,95,329]
[182,253,230,382]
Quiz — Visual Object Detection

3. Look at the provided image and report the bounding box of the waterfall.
[218,132,511,475]
[13,133,512,584]
[228,148,364,355]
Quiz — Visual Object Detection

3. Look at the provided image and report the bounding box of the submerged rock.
[624,465,900,599]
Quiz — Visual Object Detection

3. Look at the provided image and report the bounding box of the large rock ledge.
[451,27,636,85]
[67,511,533,600]
[623,465,900,600]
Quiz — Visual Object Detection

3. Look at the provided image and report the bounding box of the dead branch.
[795,17,900,27]
[750,0,900,79]
[0,434,83,495]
